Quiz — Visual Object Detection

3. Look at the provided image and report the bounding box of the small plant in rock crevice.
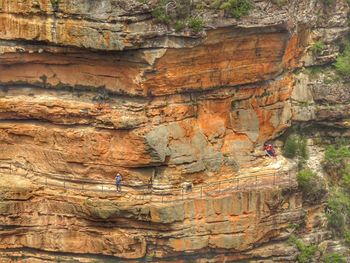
[150,0,254,31]
[319,0,335,6]
[335,41,350,80]
[288,235,318,263]
[187,17,204,32]
[323,252,346,263]
[212,0,253,19]
[174,20,186,32]
[271,0,288,6]
[311,41,325,55]
[150,0,205,33]
[344,230,350,245]
[50,0,60,11]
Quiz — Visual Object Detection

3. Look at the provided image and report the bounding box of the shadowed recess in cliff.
[0,24,303,97]
[142,25,299,96]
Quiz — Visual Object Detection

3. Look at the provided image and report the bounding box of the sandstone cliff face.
[292,67,350,136]
[0,0,349,262]
[0,172,307,262]
[1,0,348,181]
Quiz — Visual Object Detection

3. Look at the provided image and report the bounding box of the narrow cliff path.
[0,156,298,203]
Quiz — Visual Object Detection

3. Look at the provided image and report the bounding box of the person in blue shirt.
[115,173,122,192]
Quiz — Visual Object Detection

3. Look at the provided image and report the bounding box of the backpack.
[116,175,121,183]
[266,145,273,151]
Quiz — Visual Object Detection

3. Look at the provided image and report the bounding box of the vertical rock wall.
[0,0,349,261]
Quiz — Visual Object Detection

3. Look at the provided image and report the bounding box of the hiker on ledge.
[115,173,122,192]
[264,142,276,158]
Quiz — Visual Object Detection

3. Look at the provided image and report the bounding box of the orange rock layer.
[0,173,309,262]
[2,0,343,261]
[0,25,300,97]
[0,10,304,181]
[0,75,294,182]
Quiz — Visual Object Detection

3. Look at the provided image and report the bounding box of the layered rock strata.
[0,172,307,262]
[292,67,350,137]
[0,0,349,261]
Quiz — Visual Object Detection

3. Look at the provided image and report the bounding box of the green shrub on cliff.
[215,0,253,19]
[188,17,204,32]
[335,41,350,79]
[152,6,171,24]
[344,230,350,245]
[319,0,335,5]
[323,252,346,263]
[298,169,316,192]
[311,41,325,55]
[50,0,60,11]
[283,135,308,160]
[326,188,350,235]
[151,0,205,32]
[298,169,327,203]
[152,0,191,25]
[174,20,186,32]
[283,136,298,158]
[323,145,350,181]
[324,145,350,164]
[321,141,350,247]
[288,235,318,263]
[341,165,350,189]
[299,138,309,160]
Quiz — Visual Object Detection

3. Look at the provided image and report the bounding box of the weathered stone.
[182,160,206,174]
[150,203,185,224]
[145,125,170,163]
[0,0,349,261]
[209,233,246,250]
[202,149,224,172]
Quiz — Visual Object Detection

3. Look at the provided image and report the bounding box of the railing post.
[45,175,48,186]
[63,175,66,189]
[288,171,291,185]
[237,178,239,190]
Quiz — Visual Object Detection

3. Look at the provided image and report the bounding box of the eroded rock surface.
[0,172,306,262]
[0,0,349,261]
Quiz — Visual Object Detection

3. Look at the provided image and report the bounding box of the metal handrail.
[5,162,296,203]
